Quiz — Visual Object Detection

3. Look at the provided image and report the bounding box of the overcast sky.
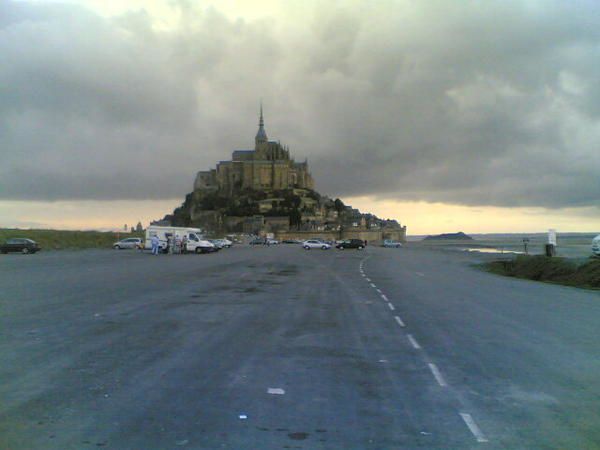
[1,0,599,232]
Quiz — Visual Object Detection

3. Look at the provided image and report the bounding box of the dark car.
[1,238,41,254]
[249,238,265,245]
[336,239,365,250]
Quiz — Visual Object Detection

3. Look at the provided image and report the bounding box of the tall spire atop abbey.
[255,102,268,146]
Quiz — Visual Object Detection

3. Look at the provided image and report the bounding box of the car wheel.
[22,248,29,254]
[114,245,121,250]
[195,247,202,254]
[358,246,364,250]
[322,245,328,250]
[303,246,310,250]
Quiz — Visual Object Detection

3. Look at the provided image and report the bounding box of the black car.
[336,239,365,250]
[1,238,41,254]
[282,239,302,244]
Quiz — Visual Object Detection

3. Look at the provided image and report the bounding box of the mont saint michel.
[165,107,406,243]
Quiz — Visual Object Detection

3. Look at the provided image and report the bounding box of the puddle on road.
[288,432,309,440]
[267,265,298,277]
[236,286,262,293]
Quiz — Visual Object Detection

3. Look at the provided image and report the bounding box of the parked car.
[209,239,232,249]
[266,238,279,245]
[217,238,233,248]
[113,237,143,249]
[249,237,265,245]
[592,235,600,257]
[382,239,403,248]
[209,239,224,249]
[303,240,331,250]
[1,238,41,254]
[282,239,302,244]
[336,239,365,250]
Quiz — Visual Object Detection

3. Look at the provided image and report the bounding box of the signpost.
[548,229,557,246]
[522,238,530,255]
[545,229,557,257]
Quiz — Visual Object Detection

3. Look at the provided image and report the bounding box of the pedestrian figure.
[182,235,188,254]
[151,235,160,255]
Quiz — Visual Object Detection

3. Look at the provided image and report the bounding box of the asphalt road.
[1,245,599,449]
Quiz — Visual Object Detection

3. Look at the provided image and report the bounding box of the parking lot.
[2,245,600,449]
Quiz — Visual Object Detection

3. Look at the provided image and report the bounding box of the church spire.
[255,102,268,145]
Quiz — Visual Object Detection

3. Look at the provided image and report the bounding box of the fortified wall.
[276,228,406,244]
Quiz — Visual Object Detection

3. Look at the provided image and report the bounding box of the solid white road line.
[387,303,395,311]
[381,294,389,302]
[407,334,421,349]
[459,413,488,443]
[394,316,405,327]
[428,363,447,387]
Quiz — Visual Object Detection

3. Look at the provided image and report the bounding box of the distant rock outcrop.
[423,232,473,241]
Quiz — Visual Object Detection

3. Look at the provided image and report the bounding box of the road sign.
[548,229,557,246]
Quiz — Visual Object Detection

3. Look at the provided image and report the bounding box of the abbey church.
[194,106,314,194]
[164,106,406,242]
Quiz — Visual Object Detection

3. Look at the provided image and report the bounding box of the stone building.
[194,106,314,194]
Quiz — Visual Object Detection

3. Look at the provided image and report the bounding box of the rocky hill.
[157,186,404,238]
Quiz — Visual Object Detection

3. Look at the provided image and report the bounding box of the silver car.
[113,237,143,249]
[303,240,331,250]
[382,239,402,248]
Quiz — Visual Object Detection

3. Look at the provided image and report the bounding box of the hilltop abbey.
[161,106,406,243]
[194,106,314,194]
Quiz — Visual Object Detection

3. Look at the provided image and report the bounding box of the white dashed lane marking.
[267,388,285,395]
[428,363,448,387]
[360,259,488,443]
[407,334,421,349]
[459,413,488,443]
[394,316,405,327]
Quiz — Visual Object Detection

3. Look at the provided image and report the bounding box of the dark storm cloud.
[1,0,599,208]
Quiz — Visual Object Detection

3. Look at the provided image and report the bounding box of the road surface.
[1,245,599,449]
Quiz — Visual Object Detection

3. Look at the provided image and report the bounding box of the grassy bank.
[484,255,600,289]
[0,229,144,250]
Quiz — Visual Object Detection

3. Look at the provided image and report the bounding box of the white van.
[145,226,215,253]
[592,235,600,257]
